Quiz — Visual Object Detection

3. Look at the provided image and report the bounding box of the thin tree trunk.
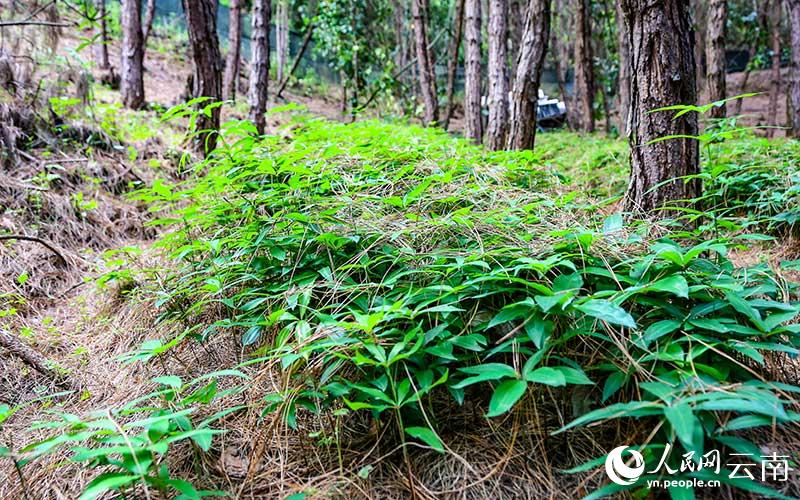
[573,0,594,132]
[551,0,570,123]
[276,0,290,84]
[249,0,271,134]
[734,1,770,116]
[394,0,410,92]
[486,0,509,149]
[789,0,800,138]
[768,0,782,138]
[464,0,483,143]
[142,0,156,47]
[509,0,523,76]
[444,0,465,130]
[120,0,145,109]
[412,0,439,125]
[706,0,727,118]
[693,0,706,95]
[93,0,110,69]
[622,0,699,214]
[223,0,243,101]
[507,0,550,150]
[183,0,223,155]
[616,0,630,135]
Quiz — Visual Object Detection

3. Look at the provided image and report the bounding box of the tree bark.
[223,0,243,101]
[276,0,290,84]
[464,0,483,143]
[93,0,110,69]
[616,0,630,135]
[412,0,439,126]
[789,0,800,138]
[573,0,594,132]
[507,0,550,150]
[142,0,157,47]
[706,0,727,118]
[182,0,223,155]
[0,329,69,386]
[444,0,465,130]
[486,0,509,149]
[552,0,571,125]
[622,0,699,214]
[509,0,523,76]
[693,0,706,94]
[768,0,782,138]
[249,0,271,134]
[120,0,145,109]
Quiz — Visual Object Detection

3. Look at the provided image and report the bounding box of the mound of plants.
[122,112,800,498]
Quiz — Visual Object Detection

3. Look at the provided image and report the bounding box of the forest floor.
[2,28,800,500]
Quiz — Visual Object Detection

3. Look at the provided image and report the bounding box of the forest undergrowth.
[3,105,800,499]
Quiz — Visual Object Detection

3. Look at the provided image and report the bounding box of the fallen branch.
[0,235,68,267]
[0,21,73,28]
[0,329,70,387]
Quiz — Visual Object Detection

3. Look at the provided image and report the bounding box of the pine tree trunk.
[249,0,271,134]
[693,0,706,94]
[120,0,145,109]
[183,0,223,155]
[789,0,800,138]
[486,0,509,149]
[94,0,110,69]
[622,0,699,214]
[223,0,243,101]
[706,0,727,118]
[616,0,630,135]
[464,0,483,143]
[507,0,550,150]
[444,0,465,130]
[142,0,157,47]
[412,0,439,126]
[573,0,594,132]
[276,0,290,84]
[768,0,782,138]
[509,0,523,76]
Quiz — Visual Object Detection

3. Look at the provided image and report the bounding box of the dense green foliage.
[122,111,800,498]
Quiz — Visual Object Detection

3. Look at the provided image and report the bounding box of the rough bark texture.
[249,0,271,134]
[142,0,157,47]
[182,0,222,155]
[622,0,699,214]
[616,0,630,135]
[509,0,523,76]
[573,0,594,132]
[486,0,509,149]
[120,0,145,109]
[705,0,727,118]
[464,0,483,143]
[276,0,290,84]
[790,0,800,138]
[93,0,110,69]
[768,0,782,137]
[507,0,550,150]
[393,0,411,90]
[412,0,439,126]
[223,0,243,101]
[693,0,706,93]
[444,0,465,130]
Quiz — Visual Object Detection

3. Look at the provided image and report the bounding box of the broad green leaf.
[405,426,445,453]
[487,380,528,417]
[575,299,636,328]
